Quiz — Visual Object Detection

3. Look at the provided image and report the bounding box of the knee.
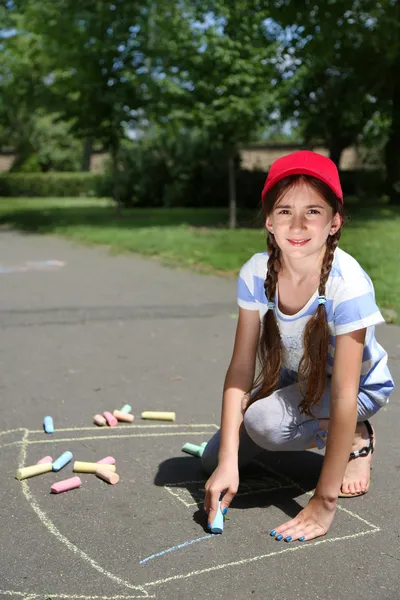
[243,399,286,451]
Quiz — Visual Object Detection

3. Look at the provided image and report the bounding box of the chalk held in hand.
[36,456,53,465]
[103,411,118,427]
[51,476,81,494]
[119,404,132,414]
[43,416,54,434]
[16,462,52,481]
[182,443,204,457]
[73,461,116,474]
[141,411,176,422]
[113,409,134,423]
[210,501,224,535]
[93,414,107,426]
[52,451,73,472]
[96,456,116,465]
[96,465,119,485]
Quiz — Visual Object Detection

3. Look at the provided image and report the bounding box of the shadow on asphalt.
[154,450,324,533]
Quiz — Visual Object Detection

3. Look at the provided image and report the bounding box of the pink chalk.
[51,476,81,494]
[103,411,118,427]
[96,456,116,465]
[37,455,53,465]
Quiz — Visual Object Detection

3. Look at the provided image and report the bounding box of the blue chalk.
[52,451,73,471]
[210,501,224,534]
[43,416,54,434]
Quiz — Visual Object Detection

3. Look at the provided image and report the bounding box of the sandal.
[338,420,375,498]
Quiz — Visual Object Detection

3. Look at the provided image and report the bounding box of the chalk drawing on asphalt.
[0,423,380,599]
[0,259,66,274]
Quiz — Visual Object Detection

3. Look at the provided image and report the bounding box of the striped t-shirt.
[237,247,394,407]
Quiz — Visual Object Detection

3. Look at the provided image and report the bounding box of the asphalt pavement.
[0,229,399,600]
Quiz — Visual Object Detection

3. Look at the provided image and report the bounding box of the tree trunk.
[228,153,237,229]
[82,137,92,172]
[110,139,122,215]
[328,138,345,168]
[385,12,400,205]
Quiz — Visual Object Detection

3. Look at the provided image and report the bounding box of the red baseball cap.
[261,150,343,204]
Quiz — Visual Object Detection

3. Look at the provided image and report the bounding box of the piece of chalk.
[73,461,116,474]
[43,416,54,434]
[36,455,53,465]
[96,456,116,465]
[141,411,176,422]
[210,501,224,534]
[51,476,81,494]
[113,409,134,423]
[182,443,203,457]
[93,414,107,426]
[200,442,208,449]
[16,462,53,481]
[52,451,73,472]
[96,465,120,485]
[119,404,132,414]
[103,411,118,427]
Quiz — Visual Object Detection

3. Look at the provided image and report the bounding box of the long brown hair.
[245,174,345,417]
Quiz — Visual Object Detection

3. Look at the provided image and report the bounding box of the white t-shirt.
[237,247,394,407]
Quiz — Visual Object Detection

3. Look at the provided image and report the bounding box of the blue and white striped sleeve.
[237,257,260,311]
[333,277,385,335]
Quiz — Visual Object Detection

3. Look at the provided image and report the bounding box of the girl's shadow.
[154,449,324,532]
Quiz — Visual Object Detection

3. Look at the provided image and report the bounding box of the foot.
[340,422,374,496]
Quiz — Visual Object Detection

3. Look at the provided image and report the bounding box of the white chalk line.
[164,481,297,508]
[22,431,215,445]
[0,593,155,599]
[142,527,380,589]
[0,428,28,437]
[27,423,219,434]
[18,430,151,598]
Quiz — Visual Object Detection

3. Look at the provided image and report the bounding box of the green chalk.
[182,443,203,457]
[120,404,132,414]
[200,442,208,449]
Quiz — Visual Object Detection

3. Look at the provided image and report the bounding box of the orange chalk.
[113,409,134,423]
[96,465,119,485]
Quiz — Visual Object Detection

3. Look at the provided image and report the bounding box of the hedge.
[0,172,107,198]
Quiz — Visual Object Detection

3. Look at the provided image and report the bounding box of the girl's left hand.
[270,495,337,542]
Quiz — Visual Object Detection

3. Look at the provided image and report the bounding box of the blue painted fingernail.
[270,529,276,536]
[276,534,283,541]
[222,508,228,516]
[285,536,292,542]
[207,523,211,529]
[299,536,306,541]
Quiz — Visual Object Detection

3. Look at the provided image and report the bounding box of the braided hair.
[245,175,344,416]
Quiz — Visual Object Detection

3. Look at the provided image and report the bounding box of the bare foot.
[340,422,374,496]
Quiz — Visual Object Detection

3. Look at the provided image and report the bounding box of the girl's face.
[265,180,342,260]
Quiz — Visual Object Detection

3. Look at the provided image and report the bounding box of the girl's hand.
[204,461,239,528]
[270,495,337,542]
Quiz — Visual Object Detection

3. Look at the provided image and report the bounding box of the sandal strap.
[348,419,374,460]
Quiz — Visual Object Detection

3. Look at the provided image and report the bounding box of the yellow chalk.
[141,411,176,422]
[15,462,52,481]
[73,461,116,474]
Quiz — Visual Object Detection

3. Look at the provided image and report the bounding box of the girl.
[202,150,394,543]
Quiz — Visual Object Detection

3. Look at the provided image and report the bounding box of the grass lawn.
[0,196,399,323]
